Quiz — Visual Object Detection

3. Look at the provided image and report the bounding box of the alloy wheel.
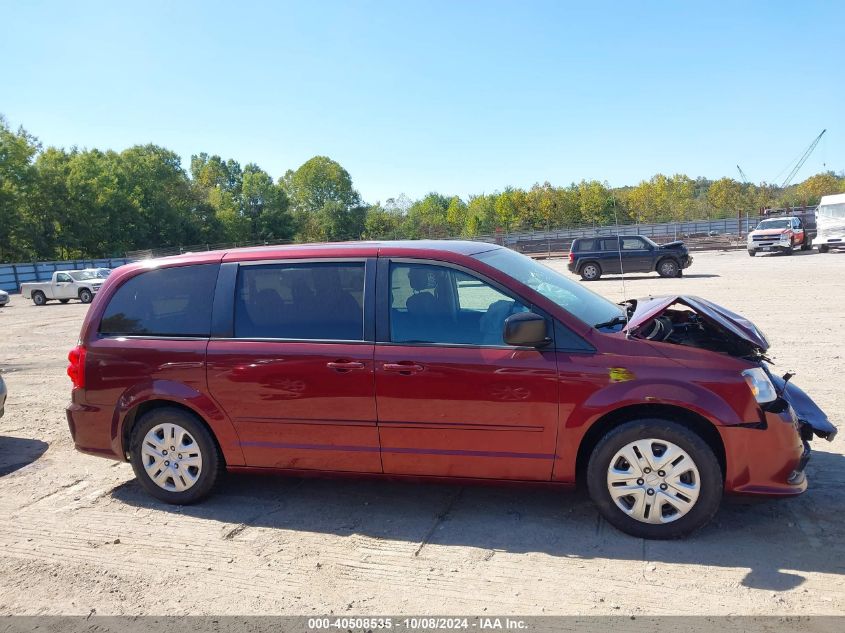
[141,423,203,492]
[606,438,700,524]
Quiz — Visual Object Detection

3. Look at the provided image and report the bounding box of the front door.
[619,236,655,272]
[374,260,559,480]
[207,259,382,472]
[54,272,75,299]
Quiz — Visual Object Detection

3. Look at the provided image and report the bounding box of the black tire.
[819,245,829,253]
[801,238,811,251]
[78,288,93,304]
[586,418,722,539]
[129,407,223,504]
[32,291,47,306]
[579,262,602,281]
[747,250,756,257]
[657,258,679,278]
[59,299,70,304]
[783,245,794,256]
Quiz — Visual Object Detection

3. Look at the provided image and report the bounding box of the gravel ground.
[0,249,843,616]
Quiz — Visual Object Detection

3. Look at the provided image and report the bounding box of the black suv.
[567,235,693,280]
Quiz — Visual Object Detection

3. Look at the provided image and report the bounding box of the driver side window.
[389,262,527,346]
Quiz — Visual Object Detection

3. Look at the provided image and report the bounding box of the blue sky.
[2,0,842,203]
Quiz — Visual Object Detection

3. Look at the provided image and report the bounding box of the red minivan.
[66,241,836,538]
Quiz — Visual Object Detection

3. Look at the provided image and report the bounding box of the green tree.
[795,172,845,205]
[0,117,39,260]
[282,156,362,241]
[706,177,748,218]
[241,164,292,241]
[364,204,405,239]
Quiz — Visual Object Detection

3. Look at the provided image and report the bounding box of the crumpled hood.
[658,240,686,250]
[624,295,770,352]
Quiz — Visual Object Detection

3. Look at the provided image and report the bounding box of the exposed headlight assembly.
[742,367,778,404]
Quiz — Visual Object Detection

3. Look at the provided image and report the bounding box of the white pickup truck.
[20,269,105,306]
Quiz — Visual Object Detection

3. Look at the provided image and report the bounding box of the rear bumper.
[66,395,124,461]
[815,237,845,248]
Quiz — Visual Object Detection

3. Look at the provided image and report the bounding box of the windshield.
[818,203,845,219]
[70,270,98,281]
[756,219,790,230]
[473,247,623,328]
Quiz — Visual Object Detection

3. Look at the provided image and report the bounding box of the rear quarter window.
[99,264,219,337]
[575,239,595,252]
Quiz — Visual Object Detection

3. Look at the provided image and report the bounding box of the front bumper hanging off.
[768,370,837,487]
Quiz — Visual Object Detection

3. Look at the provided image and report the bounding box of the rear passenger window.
[598,238,619,251]
[100,264,219,337]
[235,262,365,341]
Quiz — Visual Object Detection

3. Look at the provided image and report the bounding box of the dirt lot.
[0,249,843,616]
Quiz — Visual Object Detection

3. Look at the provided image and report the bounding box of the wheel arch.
[578,259,602,276]
[574,403,727,486]
[655,255,681,272]
[117,394,244,466]
[121,400,216,460]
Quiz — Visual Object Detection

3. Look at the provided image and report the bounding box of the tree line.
[1,115,843,262]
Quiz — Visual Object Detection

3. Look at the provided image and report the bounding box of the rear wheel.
[32,291,47,306]
[587,419,722,539]
[657,258,679,278]
[129,407,222,504]
[78,288,93,304]
[580,262,602,281]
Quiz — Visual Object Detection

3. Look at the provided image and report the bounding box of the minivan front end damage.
[621,295,836,493]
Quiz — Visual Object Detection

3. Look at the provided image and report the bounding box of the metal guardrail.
[0,258,132,294]
[5,214,783,289]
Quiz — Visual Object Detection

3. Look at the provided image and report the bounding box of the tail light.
[67,345,87,389]
[568,252,574,263]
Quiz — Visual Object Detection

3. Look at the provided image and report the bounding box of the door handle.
[326,360,366,372]
[382,362,424,374]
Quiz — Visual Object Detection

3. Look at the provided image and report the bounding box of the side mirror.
[503,312,551,347]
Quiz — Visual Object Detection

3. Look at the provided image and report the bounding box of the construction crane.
[736,165,749,183]
[781,129,826,187]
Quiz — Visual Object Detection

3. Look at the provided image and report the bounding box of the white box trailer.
[815,193,845,252]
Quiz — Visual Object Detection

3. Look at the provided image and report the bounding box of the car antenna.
[611,196,631,335]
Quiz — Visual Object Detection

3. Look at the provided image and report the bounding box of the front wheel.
[129,407,222,504]
[747,250,756,257]
[819,245,829,253]
[657,259,679,278]
[79,288,93,303]
[801,238,811,251]
[587,419,722,539]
